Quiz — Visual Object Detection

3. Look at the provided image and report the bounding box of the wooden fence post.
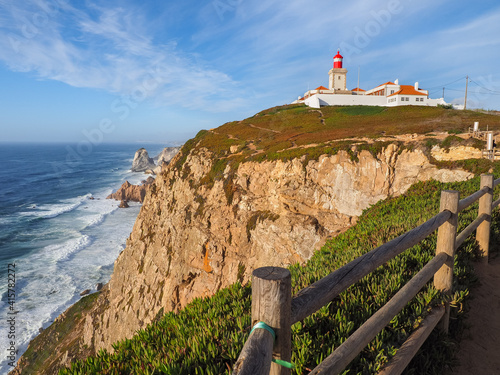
[434,190,459,334]
[477,174,494,262]
[252,267,292,375]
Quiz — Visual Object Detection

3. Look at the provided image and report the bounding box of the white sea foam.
[77,196,119,229]
[44,235,92,261]
[20,194,92,219]
[0,146,156,375]
[0,197,141,375]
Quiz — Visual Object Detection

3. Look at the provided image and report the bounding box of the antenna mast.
[464,75,468,110]
[357,66,360,92]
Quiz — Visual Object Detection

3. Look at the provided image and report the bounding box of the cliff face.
[13,141,475,374]
[80,143,472,354]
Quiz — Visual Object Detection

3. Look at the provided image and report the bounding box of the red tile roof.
[367,82,395,92]
[387,85,427,97]
[352,87,366,92]
[314,85,329,91]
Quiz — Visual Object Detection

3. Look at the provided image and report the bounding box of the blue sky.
[1,0,500,144]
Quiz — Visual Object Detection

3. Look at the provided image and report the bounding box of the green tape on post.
[250,321,276,341]
[272,358,296,369]
[250,322,295,370]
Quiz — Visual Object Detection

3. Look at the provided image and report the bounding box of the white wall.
[305,94,387,107]
[304,94,447,108]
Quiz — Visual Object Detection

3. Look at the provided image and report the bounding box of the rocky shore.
[106,146,181,206]
[106,177,154,203]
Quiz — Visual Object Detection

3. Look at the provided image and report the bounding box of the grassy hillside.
[195,105,500,159]
[60,164,500,374]
[171,105,499,182]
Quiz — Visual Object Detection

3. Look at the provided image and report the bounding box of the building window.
[338,76,341,80]
[391,90,395,94]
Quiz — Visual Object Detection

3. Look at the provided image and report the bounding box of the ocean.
[0,143,166,374]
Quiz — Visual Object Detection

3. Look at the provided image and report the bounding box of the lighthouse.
[333,50,343,68]
[329,50,348,91]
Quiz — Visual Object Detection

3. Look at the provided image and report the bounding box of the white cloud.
[1,0,499,115]
[0,1,242,112]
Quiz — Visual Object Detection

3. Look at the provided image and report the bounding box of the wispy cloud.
[0,1,241,111]
[0,0,498,117]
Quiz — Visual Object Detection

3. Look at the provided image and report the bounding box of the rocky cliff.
[16,103,498,374]
[57,142,472,364]
[12,142,476,373]
[154,146,182,167]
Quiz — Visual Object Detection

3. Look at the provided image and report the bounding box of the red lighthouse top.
[333,50,343,69]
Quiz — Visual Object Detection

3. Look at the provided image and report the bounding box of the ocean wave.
[19,194,92,219]
[78,196,121,229]
[44,234,92,262]
[0,144,158,374]
[84,214,107,227]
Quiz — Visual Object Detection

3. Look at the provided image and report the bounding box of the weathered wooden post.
[233,267,291,375]
[477,174,494,262]
[252,267,292,375]
[434,190,459,334]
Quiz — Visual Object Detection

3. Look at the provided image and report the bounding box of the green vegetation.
[170,105,496,191]
[337,105,386,116]
[19,292,100,375]
[60,164,500,374]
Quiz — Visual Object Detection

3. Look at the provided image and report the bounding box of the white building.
[294,51,447,108]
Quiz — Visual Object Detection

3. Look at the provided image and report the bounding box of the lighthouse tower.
[328,50,348,92]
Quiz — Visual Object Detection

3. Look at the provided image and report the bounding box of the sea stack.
[131,148,156,173]
[107,179,154,203]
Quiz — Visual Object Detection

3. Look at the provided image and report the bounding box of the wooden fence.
[233,174,500,375]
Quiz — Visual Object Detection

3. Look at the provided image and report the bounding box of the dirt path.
[447,254,500,374]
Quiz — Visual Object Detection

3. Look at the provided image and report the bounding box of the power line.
[427,76,466,91]
[468,78,500,94]
[445,88,466,93]
[438,87,500,96]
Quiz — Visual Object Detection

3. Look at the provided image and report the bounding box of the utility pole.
[357,66,360,92]
[442,87,445,99]
[464,75,469,110]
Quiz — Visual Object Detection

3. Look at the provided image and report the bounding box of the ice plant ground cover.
[58,162,500,375]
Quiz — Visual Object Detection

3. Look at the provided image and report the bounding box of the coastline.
[0,144,167,375]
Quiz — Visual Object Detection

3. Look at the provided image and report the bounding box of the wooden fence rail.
[233,174,500,375]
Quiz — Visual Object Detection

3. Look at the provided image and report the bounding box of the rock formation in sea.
[153,146,182,174]
[119,200,130,208]
[131,148,156,173]
[106,177,154,203]
[130,147,181,174]
[154,146,182,166]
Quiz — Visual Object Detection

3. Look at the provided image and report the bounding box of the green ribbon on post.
[249,321,296,370]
